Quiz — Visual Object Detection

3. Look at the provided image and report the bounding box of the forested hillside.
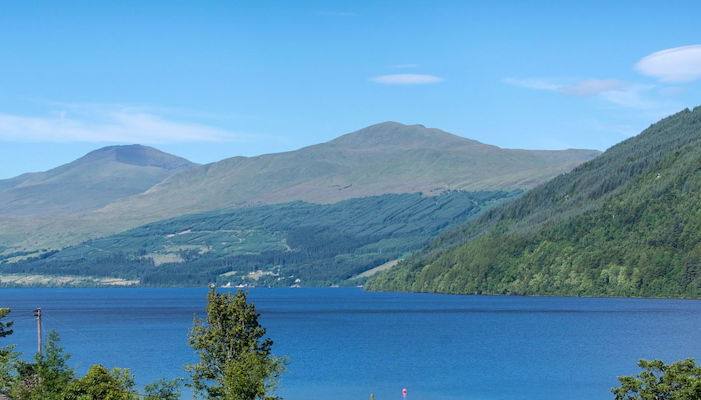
[1,191,519,287]
[367,107,701,298]
[0,122,598,257]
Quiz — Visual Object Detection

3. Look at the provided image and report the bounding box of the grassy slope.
[95,121,599,225]
[0,122,598,255]
[0,144,196,216]
[2,191,520,286]
[367,107,701,298]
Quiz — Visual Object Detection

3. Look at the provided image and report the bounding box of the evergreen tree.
[11,330,74,400]
[0,309,12,338]
[0,308,18,394]
[187,288,285,400]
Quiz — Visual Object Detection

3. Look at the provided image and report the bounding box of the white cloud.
[0,105,240,143]
[370,74,443,85]
[636,45,701,82]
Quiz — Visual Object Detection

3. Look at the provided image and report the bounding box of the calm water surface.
[0,288,700,400]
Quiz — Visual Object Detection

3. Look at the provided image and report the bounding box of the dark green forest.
[1,191,518,287]
[368,106,701,298]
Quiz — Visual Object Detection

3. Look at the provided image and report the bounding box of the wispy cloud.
[370,74,443,85]
[504,78,627,96]
[598,84,656,108]
[0,104,242,143]
[504,77,655,108]
[636,45,701,82]
[658,86,685,96]
[560,79,627,96]
[503,78,561,91]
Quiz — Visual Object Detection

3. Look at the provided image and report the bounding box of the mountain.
[97,122,600,222]
[0,122,599,256]
[0,145,197,216]
[2,191,520,286]
[367,107,701,298]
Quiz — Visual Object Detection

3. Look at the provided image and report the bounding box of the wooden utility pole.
[33,307,42,357]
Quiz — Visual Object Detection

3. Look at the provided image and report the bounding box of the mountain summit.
[327,121,481,149]
[0,144,197,216]
[99,122,600,222]
[77,144,195,170]
[0,122,599,253]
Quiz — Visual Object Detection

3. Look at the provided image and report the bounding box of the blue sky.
[1,0,700,178]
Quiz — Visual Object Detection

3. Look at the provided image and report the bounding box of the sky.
[1,0,700,178]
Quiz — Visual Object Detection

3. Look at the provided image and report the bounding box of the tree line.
[0,289,285,400]
[5,191,519,287]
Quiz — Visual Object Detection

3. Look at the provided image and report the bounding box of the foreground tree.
[144,377,183,400]
[612,358,701,399]
[0,309,189,400]
[62,364,138,400]
[11,330,74,400]
[0,308,18,394]
[0,309,12,338]
[187,288,285,400]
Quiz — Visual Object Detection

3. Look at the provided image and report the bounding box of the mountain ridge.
[0,144,197,216]
[367,107,701,298]
[0,121,599,255]
[96,122,600,221]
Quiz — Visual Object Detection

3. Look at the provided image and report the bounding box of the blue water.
[0,288,700,400]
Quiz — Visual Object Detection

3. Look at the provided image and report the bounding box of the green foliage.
[8,191,519,286]
[187,288,285,400]
[369,107,701,298]
[143,378,182,400]
[0,326,204,400]
[0,343,18,394]
[0,308,12,338]
[0,308,18,394]
[33,330,73,399]
[0,121,597,259]
[11,330,74,400]
[0,307,16,394]
[612,359,701,399]
[62,364,138,400]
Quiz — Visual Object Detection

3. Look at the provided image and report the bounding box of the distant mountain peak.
[78,144,196,170]
[329,121,479,149]
[0,145,197,216]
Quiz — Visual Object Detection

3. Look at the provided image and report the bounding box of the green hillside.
[1,190,519,287]
[96,121,599,225]
[367,107,701,298]
[0,122,598,256]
